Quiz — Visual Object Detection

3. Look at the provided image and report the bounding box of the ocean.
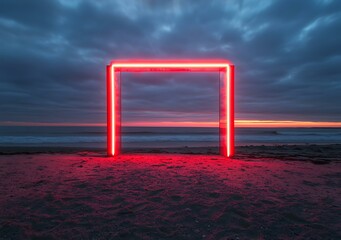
[0,126,340,149]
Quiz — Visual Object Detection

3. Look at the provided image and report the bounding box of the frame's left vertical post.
[106,65,113,156]
[107,65,121,156]
[114,69,121,156]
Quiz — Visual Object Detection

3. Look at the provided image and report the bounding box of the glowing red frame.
[107,60,234,157]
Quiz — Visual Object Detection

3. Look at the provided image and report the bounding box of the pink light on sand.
[107,60,235,158]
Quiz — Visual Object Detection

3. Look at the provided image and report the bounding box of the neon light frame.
[107,60,234,158]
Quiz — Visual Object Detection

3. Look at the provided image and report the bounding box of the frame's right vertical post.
[219,65,234,158]
[229,65,235,157]
[114,70,122,156]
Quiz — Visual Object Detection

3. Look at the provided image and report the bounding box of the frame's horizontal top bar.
[109,59,233,72]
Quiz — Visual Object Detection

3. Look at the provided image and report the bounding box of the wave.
[1,126,340,146]
[0,136,105,144]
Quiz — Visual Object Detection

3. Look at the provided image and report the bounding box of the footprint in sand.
[230,194,244,201]
[208,192,220,198]
[152,164,167,167]
[26,180,49,188]
[148,189,165,196]
[63,178,79,183]
[74,183,88,188]
[171,195,183,202]
[34,180,48,186]
[112,196,125,205]
[36,166,45,171]
[283,212,307,223]
[149,197,163,203]
[302,180,319,187]
[101,176,114,180]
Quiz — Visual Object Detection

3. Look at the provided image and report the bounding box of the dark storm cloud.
[0,0,340,124]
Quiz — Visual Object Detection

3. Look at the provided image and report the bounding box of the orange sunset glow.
[123,120,341,128]
[2,120,340,128]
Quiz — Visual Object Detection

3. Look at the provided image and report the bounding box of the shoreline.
[0,144,340,164]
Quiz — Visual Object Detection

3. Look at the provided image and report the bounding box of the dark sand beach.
[0,145,340,239]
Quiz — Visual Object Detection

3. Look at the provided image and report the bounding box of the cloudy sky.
[0,0,340,127]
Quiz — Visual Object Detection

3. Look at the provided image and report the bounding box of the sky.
[0,0,340,127]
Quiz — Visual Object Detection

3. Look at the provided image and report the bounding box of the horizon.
[1,120,341,128]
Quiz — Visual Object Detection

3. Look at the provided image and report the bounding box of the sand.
[0,145,340,239]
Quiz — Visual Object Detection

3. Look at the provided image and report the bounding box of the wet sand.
[0,145,340,239]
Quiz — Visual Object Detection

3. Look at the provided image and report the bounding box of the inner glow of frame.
[107,60,234,158]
